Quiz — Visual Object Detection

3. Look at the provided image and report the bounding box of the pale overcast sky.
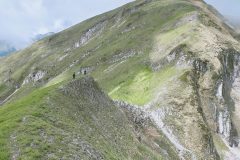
[0,0,239,49]
[204,0,240,20]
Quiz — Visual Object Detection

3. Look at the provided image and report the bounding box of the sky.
[0,0,239,49]
[204,0,240,21]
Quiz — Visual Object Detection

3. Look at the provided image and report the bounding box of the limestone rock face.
[23,71,46,85]
[73,21,107,49]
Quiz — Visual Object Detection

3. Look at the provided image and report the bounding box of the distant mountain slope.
[226,16,240,32]
[1,0,240,159]
[32,32,55,42]
[0,41,16,56]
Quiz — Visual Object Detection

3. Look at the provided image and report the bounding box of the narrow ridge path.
[0,88,19,106]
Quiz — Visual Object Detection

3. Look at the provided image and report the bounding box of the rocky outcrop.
[114,100,150,129]
[218,51,239,147]
[114,100,180,159]
[58,54,69,61]
[190,49,240,159]
[23,71,46,85]
[73,21,107,49]
[108,50,137,64]
[151,44,193,71]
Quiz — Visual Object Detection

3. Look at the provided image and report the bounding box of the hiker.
[73,72,76,79]
[84,70,87,75]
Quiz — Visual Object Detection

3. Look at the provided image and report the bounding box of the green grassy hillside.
[1,0,240,159]
[0,77,179,159]
[0,0,197,104]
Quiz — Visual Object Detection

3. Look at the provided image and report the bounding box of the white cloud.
[53,19,68,32]
[19,0,45,17]
[35,27,50,35]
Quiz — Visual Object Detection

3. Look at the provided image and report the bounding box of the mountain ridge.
[0,41,16,57]
[0,0,240,159]
[32,32,55,42]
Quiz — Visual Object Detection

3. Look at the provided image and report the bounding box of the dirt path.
[0,89,19,106]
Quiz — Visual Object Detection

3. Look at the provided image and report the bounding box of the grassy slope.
[0,0,196,105]
[0,0,230,159]
[108,65,179,105]
[0,1,200,158]
[1,77,176,159]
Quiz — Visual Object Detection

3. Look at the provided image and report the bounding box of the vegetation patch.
[109,65,179,105]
